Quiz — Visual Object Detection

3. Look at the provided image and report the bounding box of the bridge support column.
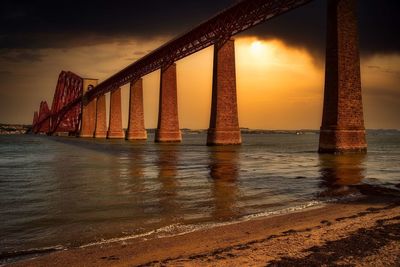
[94,94,107,138]
[80,79,98,138]
[107,88,125,139]
[80,99,96,137]
[319,0,366,153]
[155,63,182,142]
[207,39,241,145]
[126,78,147,140]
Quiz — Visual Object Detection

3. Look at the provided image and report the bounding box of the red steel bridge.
[31,0,367,153]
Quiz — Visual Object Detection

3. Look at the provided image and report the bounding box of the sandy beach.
[8,185,400,267]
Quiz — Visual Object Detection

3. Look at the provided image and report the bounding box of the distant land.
[0,124,31,135]
[0,123,398,136]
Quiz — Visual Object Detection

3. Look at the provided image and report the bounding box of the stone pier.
[126,79,147,140]
[107,88,125,139]
[207,39,241,145]
[80,79,98,138]
[155,63,182,142]
[319,0,367,153]
[94,94,107,138]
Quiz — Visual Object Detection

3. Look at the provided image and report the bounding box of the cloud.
[0,49,44,62]
[367,65,400,77]
[133,51,146,56]
[0,0,232,49]
[0,70,13,83]
[0,0,398,57]
[0,70,12,75]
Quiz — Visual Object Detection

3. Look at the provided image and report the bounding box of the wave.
[243,193,363,220]
[0,245,64,265]
[1,193,363,265]
[78,193,363,249]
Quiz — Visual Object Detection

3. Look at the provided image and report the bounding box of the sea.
[0,131,399,264]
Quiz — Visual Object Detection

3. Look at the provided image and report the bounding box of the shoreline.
[8,190,400,266]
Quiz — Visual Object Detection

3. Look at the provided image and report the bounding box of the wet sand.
[9,188,400,267]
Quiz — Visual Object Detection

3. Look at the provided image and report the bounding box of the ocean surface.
[0,132,399,263]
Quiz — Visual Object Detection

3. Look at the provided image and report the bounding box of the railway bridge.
[31,0,367,153]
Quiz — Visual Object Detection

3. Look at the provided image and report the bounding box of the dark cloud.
[0,0,399,55]
[0,0,233,48]
[244,0,400,56]
[0,70,13,82]
[0,70,12,75]
[0,49,44,62]
[367,65,400,77]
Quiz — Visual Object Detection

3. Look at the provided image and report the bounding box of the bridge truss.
[32,0,313,134]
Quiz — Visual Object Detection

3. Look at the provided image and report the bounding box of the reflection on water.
[208,147,240,220]
[1,133,399,261]
[157,146,180,224]
[126,149,145,194]
[318,154,366,197]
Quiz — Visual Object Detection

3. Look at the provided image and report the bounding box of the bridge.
[31,0,367,153]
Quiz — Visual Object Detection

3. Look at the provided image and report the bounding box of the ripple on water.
[0,133,399,262]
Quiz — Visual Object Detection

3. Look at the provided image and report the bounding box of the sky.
[0,0,399,129]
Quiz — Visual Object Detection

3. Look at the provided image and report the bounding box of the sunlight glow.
[235,37,325,129]
[250,41,264,55]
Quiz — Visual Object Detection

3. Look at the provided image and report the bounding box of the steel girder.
[32,0,313,135]
[86,0,313,101]
[31,111,39,133]
[33,71,83,135]
[50,71,83,134]
[36,101,51,133]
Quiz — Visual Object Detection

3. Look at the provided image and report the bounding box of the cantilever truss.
[33,71,83,135]
[50,71,83,134]
[36,101,51,133]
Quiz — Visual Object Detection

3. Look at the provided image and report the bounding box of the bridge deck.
[36,0,314,132]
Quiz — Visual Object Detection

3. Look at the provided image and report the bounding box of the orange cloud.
[1,37,399,129]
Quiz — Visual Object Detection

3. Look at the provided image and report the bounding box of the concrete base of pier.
[207,130,242,146]
[155,131,182,143]
[319,128,367,153]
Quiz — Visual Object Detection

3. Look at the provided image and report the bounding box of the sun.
[250,41,264,55]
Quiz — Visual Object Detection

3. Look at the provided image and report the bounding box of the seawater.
[0,132,399,262]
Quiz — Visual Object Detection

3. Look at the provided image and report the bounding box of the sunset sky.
[0,0,399,129]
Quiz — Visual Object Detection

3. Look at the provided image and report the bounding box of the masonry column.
[207,39,241,145]
[155,63,182,142]
[80,79,98,138]
[107,88,125,139]
[319,0,367,153]
[94,94,107,138]
[126,78,147,140]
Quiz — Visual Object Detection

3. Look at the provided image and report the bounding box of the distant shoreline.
[0,123,398,136]
[0,124,31,135]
